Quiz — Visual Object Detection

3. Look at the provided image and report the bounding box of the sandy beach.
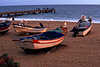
[0,20,100,67]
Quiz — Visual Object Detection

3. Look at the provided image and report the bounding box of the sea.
[0,5,100,23]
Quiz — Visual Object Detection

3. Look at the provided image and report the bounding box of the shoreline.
[0,18,100,24]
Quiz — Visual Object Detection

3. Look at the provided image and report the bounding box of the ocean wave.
[0,18,100,23]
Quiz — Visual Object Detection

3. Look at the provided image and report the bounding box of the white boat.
[71,21,93,37]
[13,23,47,34]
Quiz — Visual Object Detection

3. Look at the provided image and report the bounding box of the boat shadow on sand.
[0,31,9,36]
[20,44,67,55]
[71,29,92,37]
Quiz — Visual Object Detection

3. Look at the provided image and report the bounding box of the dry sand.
[0,20,100,67]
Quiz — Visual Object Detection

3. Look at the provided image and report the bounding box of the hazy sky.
[0,0,100,6]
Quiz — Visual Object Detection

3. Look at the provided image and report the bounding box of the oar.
[12,38,22,41]
[12,39,32,42]
[12,39,20,41]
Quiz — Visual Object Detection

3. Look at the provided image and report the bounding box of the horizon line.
[0,4,100,7]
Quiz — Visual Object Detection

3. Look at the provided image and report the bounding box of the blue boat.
[16,31,64,50]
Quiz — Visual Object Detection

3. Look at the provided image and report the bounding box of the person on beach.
[40,23,44,28]
[11,17,15,21]
[64,21,67,27]
[58,22,67,35]
[77,15,87,26]
[88,16,92,24]
[72,15,87,31]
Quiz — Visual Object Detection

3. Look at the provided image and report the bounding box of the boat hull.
[0,21,11,33]
[79,24,93,36]
[14,26,47,34]
[18,36,64,50]
[0,28,9,34]
[33,36,64,49]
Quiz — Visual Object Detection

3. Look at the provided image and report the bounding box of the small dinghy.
[13,23,47,34]
[0,21,11,34]
[71,21,93,37]
[14,31,64,51]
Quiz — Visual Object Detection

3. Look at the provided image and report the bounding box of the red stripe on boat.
[0,27,9,30]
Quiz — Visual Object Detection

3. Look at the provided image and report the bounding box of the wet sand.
[0,20,100,67]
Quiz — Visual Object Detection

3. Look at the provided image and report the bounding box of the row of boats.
[0,16,93,53]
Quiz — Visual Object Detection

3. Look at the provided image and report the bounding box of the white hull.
[14,26,47,33]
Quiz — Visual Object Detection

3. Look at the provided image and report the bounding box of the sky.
[0,0,100,6]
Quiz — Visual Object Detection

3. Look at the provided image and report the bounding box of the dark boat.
[0,21,11,34]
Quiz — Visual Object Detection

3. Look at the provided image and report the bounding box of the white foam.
[0,18,100,23]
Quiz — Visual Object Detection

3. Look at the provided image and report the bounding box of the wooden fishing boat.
[71,21,93,37]
[0,21,11,33]
[13,23,47,34]
[15,31,64,50]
